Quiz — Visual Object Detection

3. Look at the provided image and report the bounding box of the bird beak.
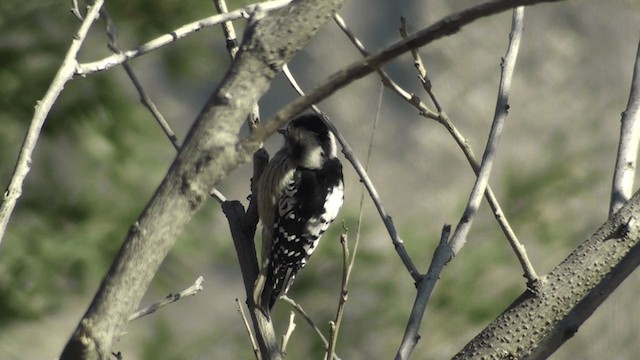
[277,129,287,136]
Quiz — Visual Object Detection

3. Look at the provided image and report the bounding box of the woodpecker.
[257,114,344,311]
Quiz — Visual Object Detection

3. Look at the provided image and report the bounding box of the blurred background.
[1,0,640,358]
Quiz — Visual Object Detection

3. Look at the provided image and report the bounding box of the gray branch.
[0,0,104,247]
[396,7,526,359]
[59,1,346,358]
[75,0,293,75]
[455,189,640,358]
[610,37,640,216]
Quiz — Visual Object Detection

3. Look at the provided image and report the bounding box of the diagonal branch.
[128,276,204,321]
[396,7,527,359]
[75,0,293,75]
[239,0,565,152]
[396,17,537,286]
[0,0,104,247]
[59,1,347,358]
[447,6,524,254]
[610,37,640,216]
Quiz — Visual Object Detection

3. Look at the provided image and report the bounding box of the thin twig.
[128,276,204,321]
[214,0,240,59]
[326,232,349,359]
[281,65,422,282]
[395,7,529,360]
[398,17,442,113]
[0,0,105,246]
[325,83,383,359]
[395,225,450,360]
[610,37,640,216]
[396,17,537,285]
[280,312,296,355]
[282,296,340,360]
[448,6,524,254]
[99,6,226,204]
[236,298,261,360]
[332,13,439,120]
[76,0,293,75]
[100,8,181,150]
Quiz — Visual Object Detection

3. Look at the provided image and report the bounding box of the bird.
[256,113,344,312]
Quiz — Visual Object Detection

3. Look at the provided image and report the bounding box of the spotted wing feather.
[263,159,344,310]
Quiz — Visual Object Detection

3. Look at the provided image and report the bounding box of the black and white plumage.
[257,114,344,311]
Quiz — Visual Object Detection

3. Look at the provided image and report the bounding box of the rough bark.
[59,1,346,359]
[454,190,640,359]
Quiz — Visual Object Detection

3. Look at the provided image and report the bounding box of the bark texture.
[454,191,640,359]
[60,1,346,359]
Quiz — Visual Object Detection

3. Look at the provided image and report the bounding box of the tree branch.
[0,0,104,247]
[239,0,565,152]
[75,0,293,75]
[128,276,204,321]
[59,1,347,358]
[448,6,524,255]
[455,190,640,358]
[610,37,640,216]
[396,7,527,359]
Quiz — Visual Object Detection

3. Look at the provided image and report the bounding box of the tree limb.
[75,0,293,75]
[455,190,640,358]
[59,1,346,358]
[0,0,104,247]
[396,7,526,359]
[610,37,640,216]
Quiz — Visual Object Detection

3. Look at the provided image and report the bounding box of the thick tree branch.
[455,190,640,358]
[59,1,346,358]
[59,1,564,358]
[610,37,640,216]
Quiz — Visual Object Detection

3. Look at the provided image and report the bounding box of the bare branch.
[332,13,439,119]
[214,0,261,134]
[214,0,240,60]
[60,1,347,358]
[396,16,537,285]
[128,276,204,321]
[99,7,226,204]
[326,232,349,359]
[396,225,451,360]
[448,6,525,254]
[398,17,442,113]
[280,312,296,355]
[610,37,640,216]
[240,0,566,152]
[455,190,640,358]
[0,0,104,247]
[396,7,530,359]
[236,298,261,360]
[75,0,293,75]
[326,85,382,359]
[282,296,342,360]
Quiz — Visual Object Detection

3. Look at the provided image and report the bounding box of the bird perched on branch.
[256,113,344,312]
